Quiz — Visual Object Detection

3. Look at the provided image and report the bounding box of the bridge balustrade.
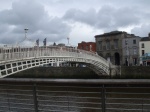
[0,46,108,64]
[0,46,111,77]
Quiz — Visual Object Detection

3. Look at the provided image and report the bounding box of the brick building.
[77,41,96,52]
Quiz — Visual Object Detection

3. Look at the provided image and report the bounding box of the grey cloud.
[63,8,96,26]
[131,24,150,37]
[0,0,71,45]
[114,7,141,27]
[63,5,142,31]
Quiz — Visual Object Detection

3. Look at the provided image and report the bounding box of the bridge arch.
[0,46,114,78]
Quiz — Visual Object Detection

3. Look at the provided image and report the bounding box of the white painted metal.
[0,46,111,78]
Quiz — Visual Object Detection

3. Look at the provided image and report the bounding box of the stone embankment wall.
[7,67,100,79]
[118,66,150,79]
[7,66,150,79]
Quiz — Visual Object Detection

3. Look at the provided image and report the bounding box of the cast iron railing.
[0,79,150,112]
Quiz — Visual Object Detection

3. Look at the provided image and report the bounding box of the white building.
[139,33,150,65]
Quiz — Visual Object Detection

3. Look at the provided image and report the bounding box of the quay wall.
[7,67,99,79]
[6,66,150,79]
[119,66,150,79]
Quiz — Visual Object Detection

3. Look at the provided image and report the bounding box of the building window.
[133,40,136,44]
[106,41,110,50]
[114,39,118,49]
[133,47,137,55]
[98,41,102,50]
[142,50,145,56]
[125,39,128,45]
[142,43,144,48]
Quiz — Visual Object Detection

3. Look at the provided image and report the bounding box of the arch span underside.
[0,46,110,78]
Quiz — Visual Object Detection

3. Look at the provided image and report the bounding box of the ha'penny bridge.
[0,46,117,78]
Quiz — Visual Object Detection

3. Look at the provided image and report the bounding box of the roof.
[95,31,125,38]
[78,41,95,44]
[141,37,150,41]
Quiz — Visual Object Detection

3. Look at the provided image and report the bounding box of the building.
[95,31,140,65]
[139,33,150,65]
[122,37,141,66]
[77,41,96,52]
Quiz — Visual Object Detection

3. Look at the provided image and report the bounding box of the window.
[98,41,102,50]
[126,47,129,56]
[142,43,144,48]
[106,41,110,50]
[142,50,145,56]
[133,48,137,55]
[114,39,118,49]
[125,39,128,45]
[133,40,136,44]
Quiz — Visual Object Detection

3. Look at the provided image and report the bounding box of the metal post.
[101,84,106,112]
[6,85,10,111]
[109,63,111,79]
[33,83,38,112]
[142,98,143,112]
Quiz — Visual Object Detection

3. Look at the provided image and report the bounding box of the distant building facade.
[95,31,140,65]
[77,41,96,52]
[139,33,150,65]
[122,37,141,66]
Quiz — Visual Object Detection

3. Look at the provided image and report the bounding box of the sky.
[0,0,150,47]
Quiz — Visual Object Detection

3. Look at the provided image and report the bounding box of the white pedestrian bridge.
[0,46,116,78]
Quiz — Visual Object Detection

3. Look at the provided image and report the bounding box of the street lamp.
[67,37,70,46]
[24,28,29,39]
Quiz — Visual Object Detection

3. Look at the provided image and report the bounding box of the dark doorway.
[133,58,137,65]
[114,52,120,65]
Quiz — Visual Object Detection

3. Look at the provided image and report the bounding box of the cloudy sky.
[0,0,150,46]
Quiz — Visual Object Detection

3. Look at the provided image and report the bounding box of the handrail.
[1,78,150,84]
[0,79,150,112]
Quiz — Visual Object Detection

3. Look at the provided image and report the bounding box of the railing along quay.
[0,79,150,112]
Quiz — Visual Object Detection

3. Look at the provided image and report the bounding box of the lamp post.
[67,37,70,46]
[24,28,28,39]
